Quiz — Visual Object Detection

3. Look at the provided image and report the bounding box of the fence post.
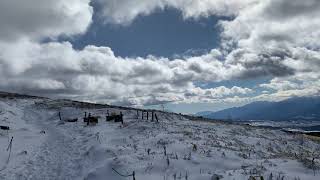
[133,171,136,180]
[6,137,13,163]
[58,112,62,121]
[87,113,91,126]
[120,112,124,124]
[155,113,158,123]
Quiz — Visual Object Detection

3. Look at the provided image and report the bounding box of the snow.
[0,96,319,180]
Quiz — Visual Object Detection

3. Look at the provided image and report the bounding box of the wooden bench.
[0,125,10,130]
[106,114,123,124]
[84,116,98,124]
[65,118,78,122]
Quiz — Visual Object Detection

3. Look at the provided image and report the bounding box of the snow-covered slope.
[0,94,319,180]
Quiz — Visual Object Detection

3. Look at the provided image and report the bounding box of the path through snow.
[1,105,91,180]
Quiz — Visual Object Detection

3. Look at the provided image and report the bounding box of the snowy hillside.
[0,94,320,180]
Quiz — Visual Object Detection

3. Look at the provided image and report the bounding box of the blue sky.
[65,6,257,113]
[63,4,267,113]
[0,0,319,114]
[67,7,221,58]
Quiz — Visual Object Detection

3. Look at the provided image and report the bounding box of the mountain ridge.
[197,96,320,121]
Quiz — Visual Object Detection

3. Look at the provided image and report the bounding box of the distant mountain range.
[197,96,320,121]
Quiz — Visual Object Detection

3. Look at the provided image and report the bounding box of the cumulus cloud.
[221,0,320,76]
[184,86,253,103]
[96,0,320,78]
[260,79,300,91]
[0,0,319,107]
[0,39,252,106]
[218,0,320,102]
[96,0,256,25]
[0,0,93,41]
[260,71,320,99]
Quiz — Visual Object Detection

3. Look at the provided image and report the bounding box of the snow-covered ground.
[242,120,320,131]
[0,96,319,180]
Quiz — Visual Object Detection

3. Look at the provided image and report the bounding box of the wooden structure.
[106,112,123,124]
[83,112,98,125]
[142,110,150,120]
[65,118,78,122]
[84,116,98,124]
[138,110,158,122]
[0,125,10,130]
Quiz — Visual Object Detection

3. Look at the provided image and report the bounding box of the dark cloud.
[263,0,320,20]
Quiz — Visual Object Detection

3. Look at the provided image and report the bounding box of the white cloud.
[183,86,253,103]
[0,39,253,106]
[260,71,320,99]
[0,0,320,107]
[260,79,300,91]
[96,0,320,79]
[96,0,257,25]
[0,0,93,41]
[221,0,320,76]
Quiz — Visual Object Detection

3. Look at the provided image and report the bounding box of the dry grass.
[304,134,320,143]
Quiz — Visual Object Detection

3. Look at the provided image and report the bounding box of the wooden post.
[58,112,62,121]
[137,110,139,119]
[120,112,123,124]
[87,113,91,126]
[155,113,158,123]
